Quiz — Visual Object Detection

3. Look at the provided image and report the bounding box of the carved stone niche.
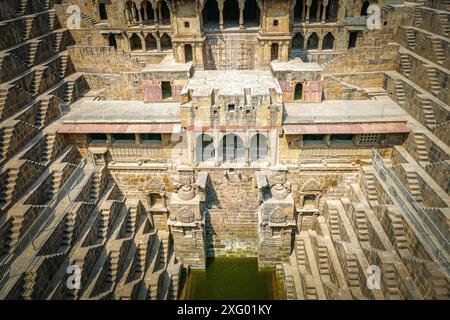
[144,177,166,209]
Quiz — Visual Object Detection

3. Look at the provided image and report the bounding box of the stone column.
[218,0,224,31]
[337,0,345,24]
[158,1,162,24]
[154,32,161,51]
[305,0,311,23]
[142,2,148,21]
[318,32,324,51]
[132,3,138,23]
[303,32,308,51]
[239,0,244,30]
[137,4,143,23]
[301,0,306,22]
[321,0,329,23]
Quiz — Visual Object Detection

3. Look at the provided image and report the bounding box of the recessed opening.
[246,109,251,115]
[185,44,193,62]
[273,20,279,26]
[228,104,235,112]
[88,133,108,144]
[330,134,354,144]
[348,31,358,49]
[270,43,279,61]
[303,134,325,144]
[294,83,303,101]
[112,134,135,144]
[141,133,162,144]
[184,21,190,28]
[99,3,108,20]
[108,34,117,49]
[361,1,370,16]
[161,81,172,99]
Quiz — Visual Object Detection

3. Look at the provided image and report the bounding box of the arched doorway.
[141,0,155,22]
[160,0,171,23]
[202,0,220,29]
[307,33,319,50]
[130,33,142,51]
[361,1,370,16]
[322,32,334,50]
[196,133,215,163]
[294,0,303,21]
[223,0,239,28]
[249,133,268,163]
[145,33,157,50]
[160,33,172,51]
[220,134,244,163]
[243,0,260,28]
[292,33,304,50]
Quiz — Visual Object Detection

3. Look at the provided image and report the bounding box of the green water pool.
[180,258,284,300]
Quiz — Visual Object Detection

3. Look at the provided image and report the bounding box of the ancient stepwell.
[0,0,449,300]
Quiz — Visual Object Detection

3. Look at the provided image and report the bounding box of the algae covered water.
[180,258,284,300]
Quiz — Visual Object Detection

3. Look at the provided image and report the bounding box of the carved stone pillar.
[239,0,244,30]
[218,0,224,31]
[318,32,324,51]
[321,0,329,23]
[302,0,306,22]
[257,168,295,268]
[305,0,311,23]
[337,0,345,23]
[168,169,207,269]
[137,4,143,23]
[142,2,148,21]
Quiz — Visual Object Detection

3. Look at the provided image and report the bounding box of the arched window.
[322,32,334,50]
[196,133,215,163]
[309,0,319,22]
[361,1,370,16]
[223,0,239,28]
[145,33,157,50]
[294,0,303,21]
[141,1,155,22]
[292,33,304,50]
[220,134,244,163]
[243,0,260,28]
[294,83,303,101]
[160,0,171,23]
[130,33,142,51]
[249,133,268,163]
[307,33,319,50]
[202,0,220,29]
[160,33,172,51]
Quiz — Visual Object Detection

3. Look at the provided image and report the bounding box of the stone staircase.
[18,0,29,16]
[0,167,19,207]
[413,7,423,28]
[316,246,331,276]
[31,67,45,96]
[389,214,410,252]
[80,12,100,26]
[430,38,445,65]
[405,29,416,51]
[35,100,50,128]
[97,209,109,242]
[437,13,450,37]
[399,53,412,78]
[107,250,120,284]
[54,31,64,52]
[64,79,75,103]
[303,275,318,300]
[0,127,13,160]
[26,41,40,67]
[405,170,423,202]
[364,173,379,203]
[383,263,402,299]
[40,134,55,163]
[48,10,57,30]
[420,97,437,129]
[58,54,69,78]
[295,238,308,270]
[393,78,406,106]
[326,206,341,241]
[425,66,441,96]
[47,171,62,201]
[23,16,34,40]
[90,170,102,203]
[414,133,430,162]
[1,215,24,256]
[61,211,75,247]
[354,211,369,245]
